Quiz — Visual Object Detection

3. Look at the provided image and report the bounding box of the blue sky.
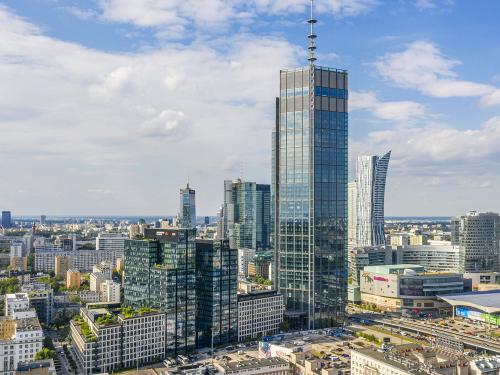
[1,0,499,216]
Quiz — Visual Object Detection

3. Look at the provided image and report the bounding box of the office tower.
[96,232,127,260]
[54,255,72,279]
[256,184,271,249]
[195,239,238,347]
[272,6,348,329]
[124,228,196,354]
[179,183,196,228]
[40,215,46,225]
[223,179,257,249]
[347,181,358,247]
[1,211,12,228]
[356,151,391,247]
[452,211,500,272]
[204,216,210,226]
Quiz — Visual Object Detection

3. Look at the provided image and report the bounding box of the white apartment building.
[237,291,283,342]
[71,307,165,374]
[35,247,115,273]
[96,233,127,262]
[4,293,29,318]
[0,310,43,375]
[100,280,121,303]
[90,272,106,293]
[92,261,112,280]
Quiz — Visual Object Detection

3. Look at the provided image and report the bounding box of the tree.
[0,278,20,295]
[35,348,57,360]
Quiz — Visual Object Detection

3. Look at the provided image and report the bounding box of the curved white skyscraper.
[356,151,391,246]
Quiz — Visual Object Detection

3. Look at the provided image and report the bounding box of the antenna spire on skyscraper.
[308,0,317,64]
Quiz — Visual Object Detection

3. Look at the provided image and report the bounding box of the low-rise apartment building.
[71,307,165,374]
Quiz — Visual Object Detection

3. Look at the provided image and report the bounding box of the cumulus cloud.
[0,4,298,214]
[350,91,426,122]
[373,41,497,99]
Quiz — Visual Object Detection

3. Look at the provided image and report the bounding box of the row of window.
[279,87,348,100]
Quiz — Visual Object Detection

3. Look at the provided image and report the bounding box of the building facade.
[54,255,72,279]
[179,184,196,229]
[71,307,165,374]
[96,233,127,261]
[355,151,391,247]
[223,179,257,250]
[360,264,463,316]
[124,228,196,354]
[452,211,500,272]
[256,184,271,250]
[273,64,348,329]
[195,239,238,347]
[1,211,12,229]
[237,291,283,342]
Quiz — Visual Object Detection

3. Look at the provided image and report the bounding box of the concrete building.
[96,233,127,261]
[398,244,460,273]
[93,261,112,280]
[238,248,256,277]
[360,264,464,316]
[355,151,391,247]
[215,357,290,375]
[66,269,81,289]
[1,211,12,229]
[54,255,72,279]
[35,246,115,273]
[0,310,43,375]
[237,291,283,342]
[5,294,30,318]
[26,288,54,325]
[9,257,27,272]
[16,359,57,375]
[351,345,469,375]
[452,211,500,272]
[348,181,358,249]
[100,280,121,303]
[90,272,106,293]
[71,307,165,374]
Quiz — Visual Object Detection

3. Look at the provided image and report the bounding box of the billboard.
[456,307,500,325]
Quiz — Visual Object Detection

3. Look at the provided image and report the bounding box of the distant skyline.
[1,1,500,216]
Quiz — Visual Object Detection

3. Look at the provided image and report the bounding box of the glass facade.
[256,184,271,250]
[195,239,238,347]
[124,228,196,355]
[274,66,348,329]
[179,184,196,229]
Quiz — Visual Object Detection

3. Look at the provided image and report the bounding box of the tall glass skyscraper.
[256,184,271,249]
[356,151,391,247]
[124,228,196,355]
[273,64,349,328]
[179,184,196,229]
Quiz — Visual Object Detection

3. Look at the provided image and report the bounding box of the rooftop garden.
[95,314,119,327]
[118,307,158,319]
[72,316,97,342]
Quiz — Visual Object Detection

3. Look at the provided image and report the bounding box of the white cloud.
[0,4,298,214]
[414,0,454,10]
[350,91,426,122]
[481,89,500,107]
[373,41,496,98]
[95,0,378,37]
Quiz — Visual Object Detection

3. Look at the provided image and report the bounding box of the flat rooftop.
[363,264,425,274]
[217,357,288,373]
[438,291,500,314]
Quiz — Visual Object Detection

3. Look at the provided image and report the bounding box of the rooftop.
[363,264,425,275]
[438,291,500,314]
[216,357,289,373]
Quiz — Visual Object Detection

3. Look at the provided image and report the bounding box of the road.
[355,315,500,354]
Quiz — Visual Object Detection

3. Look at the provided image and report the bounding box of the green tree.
[0,278,20,295]
[35,348,57,360]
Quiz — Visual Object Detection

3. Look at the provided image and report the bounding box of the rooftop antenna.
[308,0,317,64]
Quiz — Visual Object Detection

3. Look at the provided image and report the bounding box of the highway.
[360,316,500,354]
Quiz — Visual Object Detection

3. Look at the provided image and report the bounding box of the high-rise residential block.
[452,211,500,272]
[1,211,12,228]
[273,63,349,328]
[179,183,196,229]
[66,269,81,289]
[195,239,238,347]
[124,228,196,354]
[347,181,358,248]
[100,280,121,303]
[54,255,72,279]
[96,232,127,260]
[223,179,257,249]
[355,151,391,247]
